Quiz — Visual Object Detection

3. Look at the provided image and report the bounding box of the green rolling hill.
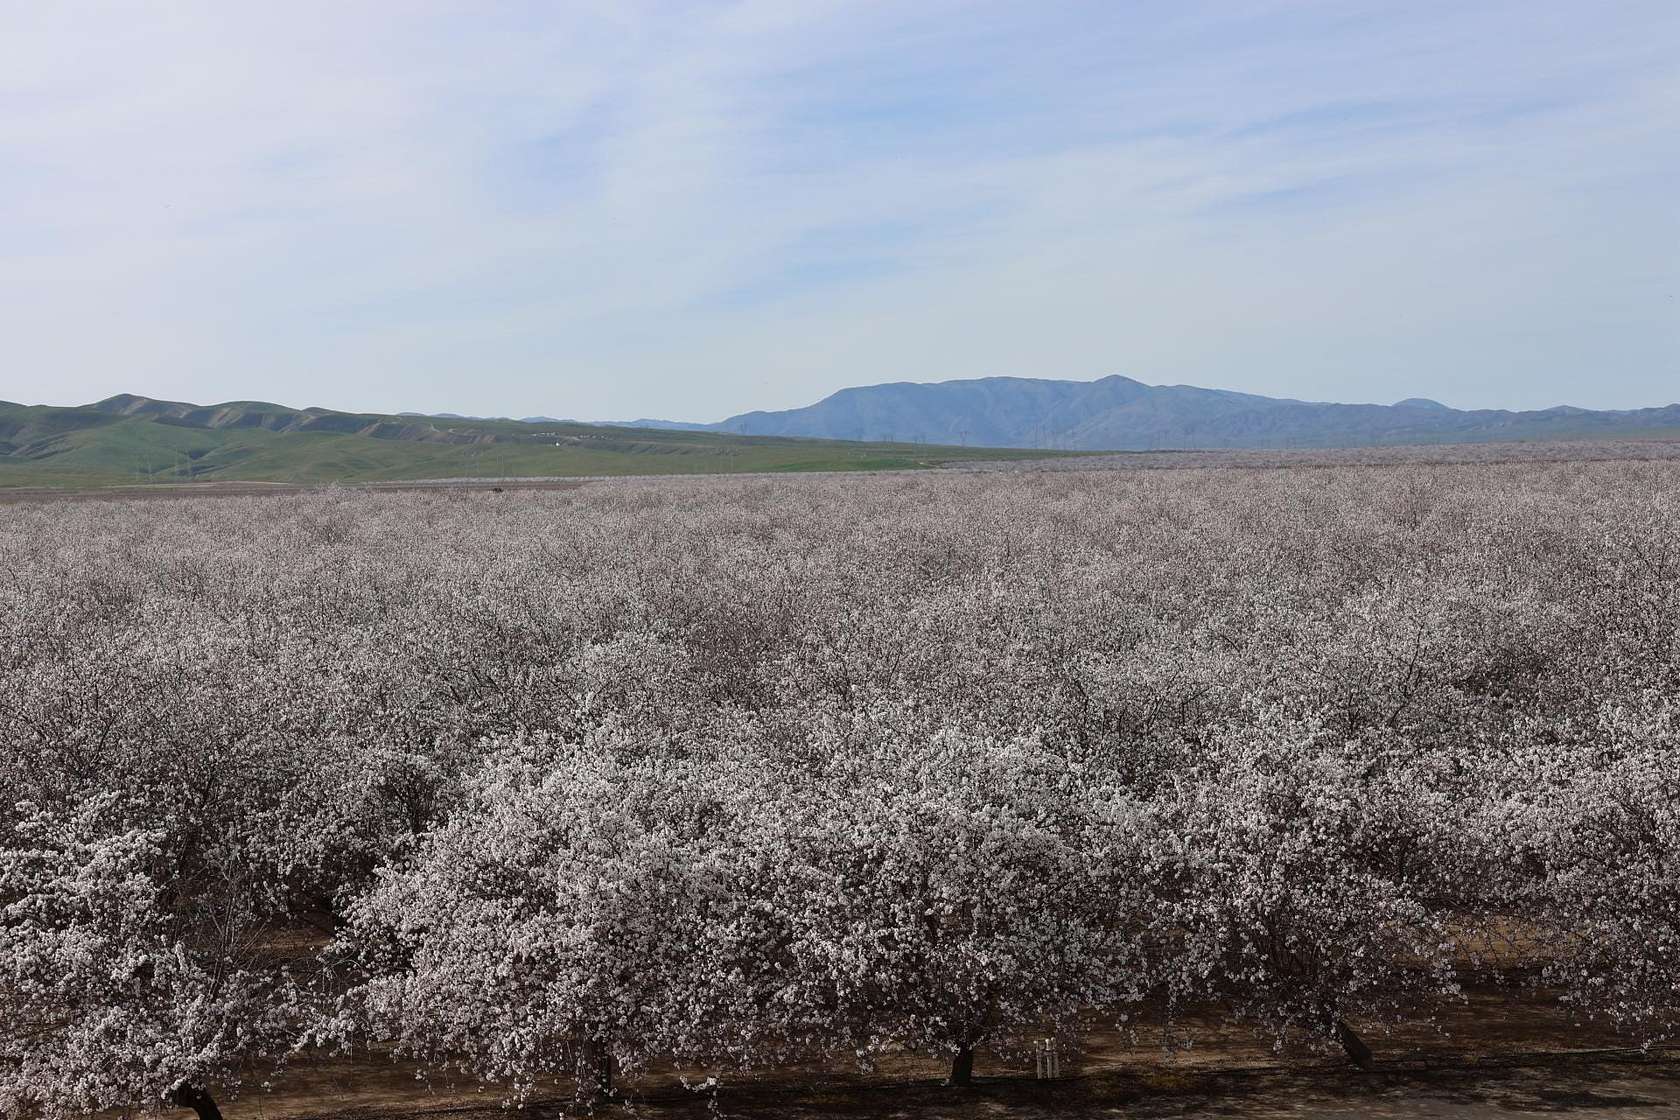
[0,394,1060,489]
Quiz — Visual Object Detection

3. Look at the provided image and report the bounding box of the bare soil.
[162,989,1680,1119]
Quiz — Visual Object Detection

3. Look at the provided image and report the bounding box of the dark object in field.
[576,1036,614,1103]
[168,1083,223,1120]
[1335,1018,1376,1070]
[948,1044,976,1086]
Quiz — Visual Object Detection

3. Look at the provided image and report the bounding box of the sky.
[1,1,1676,421]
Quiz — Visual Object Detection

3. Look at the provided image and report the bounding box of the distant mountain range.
[6,376,1679,489]
[632,374,1680,450]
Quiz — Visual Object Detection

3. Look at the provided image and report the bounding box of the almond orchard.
[2,458,1677,1117]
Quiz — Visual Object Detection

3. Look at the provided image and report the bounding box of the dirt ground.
[162,988,1680,1119]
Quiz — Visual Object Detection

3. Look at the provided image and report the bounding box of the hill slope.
[708,375,1680,450]
[0,395,1053,488]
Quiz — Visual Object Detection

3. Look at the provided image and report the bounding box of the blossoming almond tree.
[1157,711,1471,1068]
[1504,693,1680,1042]
[0,797,295,1120]
[327,725,776,1104]
[771,715,1157,1084]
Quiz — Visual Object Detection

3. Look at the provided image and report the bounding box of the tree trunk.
[169,1083,224,1120]
[576,1035,614,1103]
[948,1044,975,1086]
[1333,1018,1375,1071]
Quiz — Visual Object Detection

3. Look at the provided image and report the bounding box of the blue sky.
[1,1,1675,419]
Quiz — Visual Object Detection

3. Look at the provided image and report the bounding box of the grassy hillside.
[0,396,1063,488]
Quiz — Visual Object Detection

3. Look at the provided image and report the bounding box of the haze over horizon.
[3,3,1676,422]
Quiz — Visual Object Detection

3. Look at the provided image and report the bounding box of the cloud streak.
[1,0,1675,418]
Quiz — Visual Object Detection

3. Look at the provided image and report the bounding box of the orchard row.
[2,460,1677,1117]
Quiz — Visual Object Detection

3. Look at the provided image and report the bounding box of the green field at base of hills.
[0,397,1076,489]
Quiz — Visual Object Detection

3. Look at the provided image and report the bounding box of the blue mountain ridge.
[590,374,1680,450]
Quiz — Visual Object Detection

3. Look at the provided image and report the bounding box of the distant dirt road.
[0,478,590,503]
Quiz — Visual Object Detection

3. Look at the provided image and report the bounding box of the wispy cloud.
[1,0,1675,417]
